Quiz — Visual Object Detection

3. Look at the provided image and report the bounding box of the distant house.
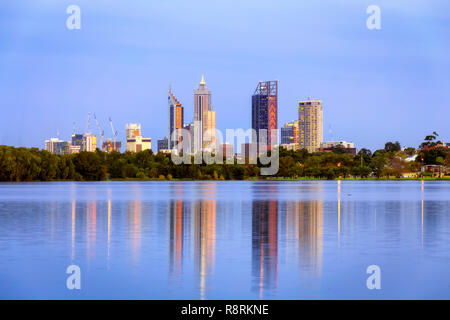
[421,165,445,177]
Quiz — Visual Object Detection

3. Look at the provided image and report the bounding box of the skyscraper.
[194,75,216,152]
[281,120,299,147]
[251,80,278,152]
[298,98,323,153]
[168,89,184,150]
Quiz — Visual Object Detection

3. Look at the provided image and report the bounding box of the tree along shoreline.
[0,140,448,182]
[1,176,449,183]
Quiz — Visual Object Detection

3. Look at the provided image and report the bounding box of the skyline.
[1,0,449,151]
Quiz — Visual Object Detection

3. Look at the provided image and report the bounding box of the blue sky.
[0,0,449,151]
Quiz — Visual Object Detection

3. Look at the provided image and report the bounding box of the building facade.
[168,89,184,150]
[102,139,121,153]
[125,123,151,152]
[82,133,97,152]
[194,75,216,152]
[251,80,278,152]
[319,141,356,154]
[298,98,323,153]
[281,120,299,147]
[157,136,169,152]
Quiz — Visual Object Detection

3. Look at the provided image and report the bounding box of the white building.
[125,123,151,152]
[82,133,97,152]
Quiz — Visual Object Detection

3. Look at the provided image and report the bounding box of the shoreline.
[1,177,449,183]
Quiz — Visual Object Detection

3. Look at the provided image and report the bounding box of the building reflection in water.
[337,180,341,246]
[193,183,217,300]
[86,202,97,261]
[252,199,278,298]
[71,200,76,261]
[126,201,142,263]
[251,183,279,298]
[168,199,186,280]
[252,183,324,298]
[295,201,323,275]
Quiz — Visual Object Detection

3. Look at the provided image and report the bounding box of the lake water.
[0,181,449,299]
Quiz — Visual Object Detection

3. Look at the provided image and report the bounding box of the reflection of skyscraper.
[86,202,97,259]
[169,200,185,278]
[296,201,323,275]
[252,81,278,152]
[251,200,278,298]
[194,75,216,152]
[193,189,216,299]
[168,89,184,150]
[126,201,142,263]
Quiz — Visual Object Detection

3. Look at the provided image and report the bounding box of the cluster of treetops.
[0,132,448,181]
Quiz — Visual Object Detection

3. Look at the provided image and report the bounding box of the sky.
[0,0,449,152]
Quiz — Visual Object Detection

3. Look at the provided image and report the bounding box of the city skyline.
[1,1,449,152]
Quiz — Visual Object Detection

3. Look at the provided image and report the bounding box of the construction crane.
[109,117,118,151]
[93,113,104,150]
[87,112,91,133]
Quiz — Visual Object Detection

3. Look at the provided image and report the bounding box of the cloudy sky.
[0,0,449,151]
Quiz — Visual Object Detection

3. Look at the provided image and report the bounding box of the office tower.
[251,80,278,152]
[71,134,83,148]
[281,120,299,148]
[82,133,97,152]
[194,75,216,152]
[183,122,194,154]
[45,138,72,155]
[45,138,62,154]
[298,98,323,153]
[168,89,184,150]
[157,137,169,152]
[125,123,151,152]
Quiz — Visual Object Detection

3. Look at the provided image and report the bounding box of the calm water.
[0,181,449,299]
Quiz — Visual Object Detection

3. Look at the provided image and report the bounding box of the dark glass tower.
[251,80,278,151]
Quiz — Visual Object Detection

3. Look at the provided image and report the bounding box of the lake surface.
[0,181,449,299]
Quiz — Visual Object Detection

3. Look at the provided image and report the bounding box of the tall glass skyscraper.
[251,80,278,152]
[168,89,184,150]
[194,75,216,152]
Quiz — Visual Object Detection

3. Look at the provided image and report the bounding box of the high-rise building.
[168,89,184,150]
[125,123,151,152]
[281,120,299,147]
[157,136,169,152]
[183,122,194,154]
[194,75,216,152]
[81,133,97,152]
[298,98,323,153]
[71,133,83,149]
[45,138,71,155]
[252,80,278,152]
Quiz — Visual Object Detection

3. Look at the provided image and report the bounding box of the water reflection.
[126,201,141,263]
[168,200,185,280]
[193,184,217,300]
[2,181,448,299]
[251,199,278,298]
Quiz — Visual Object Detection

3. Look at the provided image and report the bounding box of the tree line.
[0,135,448,182]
